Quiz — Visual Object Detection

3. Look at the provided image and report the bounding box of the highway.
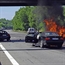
[0,30,65,65]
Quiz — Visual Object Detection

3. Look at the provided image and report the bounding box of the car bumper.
[25,37,38,42]
[46,40,64,45]
[0,36,10,40]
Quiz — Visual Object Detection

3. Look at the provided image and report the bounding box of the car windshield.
[30,29,34,31]
[27,33,34,36]
[0,31,4,33]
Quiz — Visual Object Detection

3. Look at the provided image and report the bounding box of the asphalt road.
[0,30,65,65]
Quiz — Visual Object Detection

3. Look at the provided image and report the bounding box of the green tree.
[0,18,12,29]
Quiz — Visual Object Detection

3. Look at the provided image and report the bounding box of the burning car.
[33,31,64,48]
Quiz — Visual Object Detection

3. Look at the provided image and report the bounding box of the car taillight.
[45,38,50,40]
[8,34,10,36]
[60,38,64,40]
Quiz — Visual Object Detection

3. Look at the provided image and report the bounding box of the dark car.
[0,30,11,41]
[33,31,64,48]
[25,33,38,43]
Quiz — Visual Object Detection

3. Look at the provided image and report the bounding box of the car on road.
[0,30,11,41]
[32,31,64,48]
[27,28,37,34]
[25,32,38,43]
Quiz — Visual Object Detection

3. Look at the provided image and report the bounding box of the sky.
[0,6,22,20]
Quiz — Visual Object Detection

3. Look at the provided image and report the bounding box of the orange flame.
[44,18,65,38]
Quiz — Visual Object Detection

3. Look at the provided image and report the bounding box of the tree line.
[0,6,65,32]
[0,18,12,29]
[12,6,65,32]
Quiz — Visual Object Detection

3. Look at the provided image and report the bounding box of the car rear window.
[0,31,7,34]
[44,32,59,36]
[27,34,34,36]
[0,31,4,33]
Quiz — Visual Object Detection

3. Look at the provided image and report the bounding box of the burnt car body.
[33,31,64,48]
[25,32,38,43]
[0,30,11,41]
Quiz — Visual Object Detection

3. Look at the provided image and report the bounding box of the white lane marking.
[0,43,19,65]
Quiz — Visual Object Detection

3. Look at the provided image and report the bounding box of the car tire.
[0,62,1,65]
[40,40,44,48]
[7,38,10,41]
[57,44,62,49]
[25,38,28,42]
[32,43,35,46]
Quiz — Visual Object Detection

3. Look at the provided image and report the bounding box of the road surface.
[0,30,65,65]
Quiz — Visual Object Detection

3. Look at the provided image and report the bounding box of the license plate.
[50,45,56,47]
[52,38,59,40]
[3,34,6,36]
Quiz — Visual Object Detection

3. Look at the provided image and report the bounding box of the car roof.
[0,30,5,31]
[0,30,7,33]
[43,31,57,33]
[41,31,59,36]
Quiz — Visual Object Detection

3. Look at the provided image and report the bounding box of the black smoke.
[34,0,65,27]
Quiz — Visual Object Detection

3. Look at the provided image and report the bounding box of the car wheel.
[40,40,44,48]
[57,44,62,49]
[25,39,28,42]
[32,43,35,46]
[7,38,10,41]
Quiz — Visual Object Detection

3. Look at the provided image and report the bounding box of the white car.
[27,28,36,34]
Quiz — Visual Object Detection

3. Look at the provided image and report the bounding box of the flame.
[44,18,65,38]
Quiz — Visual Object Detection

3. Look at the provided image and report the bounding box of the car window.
[0,31,4,33]
[0,31,2,33]
[44,32,59,36]
[27,34,34,36]
[30,29,33,31]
